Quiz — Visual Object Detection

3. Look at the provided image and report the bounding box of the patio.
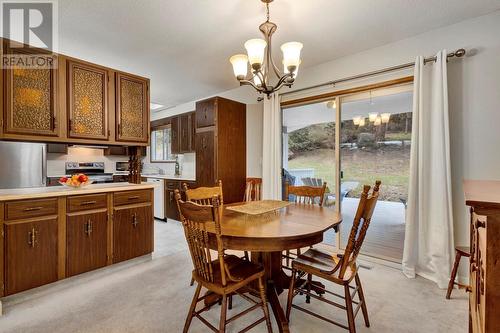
[324,197,406,262]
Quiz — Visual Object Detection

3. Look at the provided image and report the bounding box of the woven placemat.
[226,200,290,215]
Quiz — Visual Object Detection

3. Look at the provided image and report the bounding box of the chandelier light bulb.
[353,116,361,125]
[281,42,303,73]
[244,38,267,70]
[229,54,249,80]
[326,100,336,109]
[359,118,366,127]
[368,112,378,122]
[381,113,391,124]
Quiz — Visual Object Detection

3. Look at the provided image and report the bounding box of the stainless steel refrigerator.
[0,141,47,189]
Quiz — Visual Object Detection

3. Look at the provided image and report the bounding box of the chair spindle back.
[244,178,262,202]
[338,180,381,279]
[183,180,224,206]
[285,181,327,206]
[175,190,227,286]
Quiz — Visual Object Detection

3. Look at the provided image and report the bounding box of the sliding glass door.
[282,82,413,262]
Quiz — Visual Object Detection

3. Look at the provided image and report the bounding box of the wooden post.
[128,147,142,184]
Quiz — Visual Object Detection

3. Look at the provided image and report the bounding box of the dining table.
[206,201,343,333]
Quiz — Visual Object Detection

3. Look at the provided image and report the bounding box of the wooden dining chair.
[446,246,471,299]
[175,191,273,333]
[183,180,248,293]
[283,181,327,269]
[286,181,381,333]
[183,180,224,205]
[244,178,262,202]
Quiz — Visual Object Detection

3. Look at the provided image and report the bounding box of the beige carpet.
[0,221,468,333]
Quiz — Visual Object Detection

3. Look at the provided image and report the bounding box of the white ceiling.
[57,0,500,110]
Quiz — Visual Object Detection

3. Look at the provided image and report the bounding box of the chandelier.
[229,0,303,98]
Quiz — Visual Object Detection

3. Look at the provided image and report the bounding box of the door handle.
[132,213,139,227]
[27,227,37,247]
[85,219,93,235]
[24,206,43,212]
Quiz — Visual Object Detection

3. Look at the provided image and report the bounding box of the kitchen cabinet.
[1,37,150,147]
[113,204,153,263]
[67,60,109,140]
[4,216,59,295]
[3,42,58,137]
[171,116,180,154]
[115,73,149,144]
[169,112,195,154]
[0,186,154,297]
[165,180,180,220]
[195,97,246,203]
[66,211,108,277]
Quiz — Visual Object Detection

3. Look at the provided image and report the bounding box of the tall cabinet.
[464,180,500,333]
[195,97,246,204]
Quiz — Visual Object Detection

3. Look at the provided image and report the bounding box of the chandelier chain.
[266,3,270,22]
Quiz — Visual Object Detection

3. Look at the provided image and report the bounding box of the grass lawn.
[287,147,410,202]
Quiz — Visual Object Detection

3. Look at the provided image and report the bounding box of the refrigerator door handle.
[41,145,47,186]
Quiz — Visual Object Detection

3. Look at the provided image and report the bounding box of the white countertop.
[0,182,155,201]
[142,174,196,181]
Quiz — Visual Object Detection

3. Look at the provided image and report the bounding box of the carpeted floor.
[0,221,468,333]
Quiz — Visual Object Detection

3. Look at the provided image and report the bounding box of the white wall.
[246,104,263,177]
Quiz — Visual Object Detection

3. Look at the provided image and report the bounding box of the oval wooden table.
[207,202,342,333]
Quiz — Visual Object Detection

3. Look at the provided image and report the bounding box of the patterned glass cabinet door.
[4,48,58,136]
[115,73,149,143]
[67,61,108,140]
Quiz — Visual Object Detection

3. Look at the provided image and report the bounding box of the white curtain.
[402,51,455,289]
[262,93,282,200]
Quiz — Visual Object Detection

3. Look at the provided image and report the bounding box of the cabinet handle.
[132,213,139,227]
[80,200,97,206]
[52,116,57,130]
[128,195,140,200]
[27,227,37,247]
[85,220,93,235]
[170,191,174,203]
[118,123,122,135]
[476,220,486,229]
[24,206,43,212]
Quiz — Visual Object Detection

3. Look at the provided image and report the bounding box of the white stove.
[65,162,114,184]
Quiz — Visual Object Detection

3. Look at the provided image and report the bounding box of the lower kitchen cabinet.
[66,211,108,277]
[113,204,153,263]
[4,217,59,295]
[165,181,180,221]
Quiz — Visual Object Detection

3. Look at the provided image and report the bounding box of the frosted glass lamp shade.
[326,100,336,109]
[368,112,378,122]
[244,39,267,70]
[253,74,263,87]
[381,113,391,124]
[284,59,301,77]
[281,42,303,73]
[359,118,366,127]
[230,54,248,80]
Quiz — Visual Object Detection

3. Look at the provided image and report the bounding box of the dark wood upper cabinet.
[3,45,58,137]
[115,73,149,143]
[66,210,108,277]
[170,116,180,154]
[67,61,108,140]
[4,217,58,295]
[179,114,190,153]
[195,97,246,203]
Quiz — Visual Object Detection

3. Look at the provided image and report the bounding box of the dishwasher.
[147,178,165,220]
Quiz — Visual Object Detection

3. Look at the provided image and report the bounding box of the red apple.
[59,176,68,183]
[78,174,88,183]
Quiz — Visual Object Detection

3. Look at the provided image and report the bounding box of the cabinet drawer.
[196,99,216,128]
[5,198,58,220]
[113,189,151,206]
[67,194,108,212]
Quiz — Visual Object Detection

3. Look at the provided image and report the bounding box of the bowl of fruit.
[59,174,93,188]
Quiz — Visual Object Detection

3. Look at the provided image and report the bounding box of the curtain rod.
[280,48,466,97]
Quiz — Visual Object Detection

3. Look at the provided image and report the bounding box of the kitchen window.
[150,126,174,162]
